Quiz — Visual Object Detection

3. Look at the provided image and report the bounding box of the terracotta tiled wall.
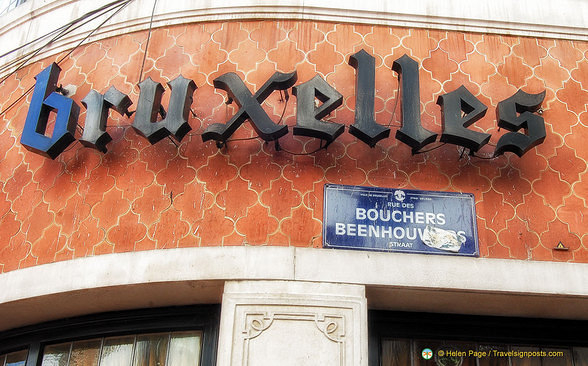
[0,21,587,272]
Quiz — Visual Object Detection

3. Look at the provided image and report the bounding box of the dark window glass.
[572,348,588,366]
[69,340,102,366]
[477,344,509,366]
[381,339,411,366]
[543,348,573,366]
[41,343,71,366]
[370,311,588,366]
[2,350,27,366]
[380,341,588,366]
[0,306,219,366]
[511,346,542,366]
[39,331,202,366]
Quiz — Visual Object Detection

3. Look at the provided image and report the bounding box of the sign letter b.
[20,63,79,159]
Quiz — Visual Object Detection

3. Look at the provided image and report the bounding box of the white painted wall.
[0,247,586,331]
[0,0,586,76]
[217,280,367,366]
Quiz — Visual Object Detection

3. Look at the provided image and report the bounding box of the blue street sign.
[323,184,479,257]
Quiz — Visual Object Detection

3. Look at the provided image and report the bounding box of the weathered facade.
[0,0,587,365]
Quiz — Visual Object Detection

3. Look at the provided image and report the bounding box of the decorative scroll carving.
[315,314,345,343]
[240,310,347,366]
[242,312,275,340]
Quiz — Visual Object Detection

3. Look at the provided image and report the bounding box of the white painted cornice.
[0,0,586,76]
[0,246,586,331]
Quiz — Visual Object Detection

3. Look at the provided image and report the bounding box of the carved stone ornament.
[242,311,345,342]
[238,309,348,366]
[217,281,367,366]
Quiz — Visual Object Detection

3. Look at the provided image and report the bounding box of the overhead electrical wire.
[55,0,132,64]
[1,0,415,158]
[0,0,133,117]
[0,0,128,60]
[0,0,132,79]
[386,78,401,128]
[137,0,158,84]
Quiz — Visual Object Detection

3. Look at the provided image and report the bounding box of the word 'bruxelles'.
[20,49,546,160]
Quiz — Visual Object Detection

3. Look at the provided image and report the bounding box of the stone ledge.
[0,246,587,331]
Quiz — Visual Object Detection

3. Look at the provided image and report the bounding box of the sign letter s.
[494,90,546,157]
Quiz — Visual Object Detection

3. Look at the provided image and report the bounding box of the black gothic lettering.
[80,86,132,153]
[392,54,437,152]
[20,54,549,160]
[494,90,546,157]
[348,49,390,147]
[292,74,344,144]
[201,71,297,143]
[20,63,79,159]
[133,76,196,144]
[437,86,490,152]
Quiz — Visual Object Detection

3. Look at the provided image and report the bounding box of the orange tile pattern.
[0,21,587,272]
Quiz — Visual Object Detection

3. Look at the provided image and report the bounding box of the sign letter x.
[202,71,297,143]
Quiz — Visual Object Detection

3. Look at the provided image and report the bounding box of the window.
[41,331,202,366]
[370,311,588,366]
[380,339,588,366]
[0,0,27,15]
[0,350,27,366]
[0,306,219,366]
